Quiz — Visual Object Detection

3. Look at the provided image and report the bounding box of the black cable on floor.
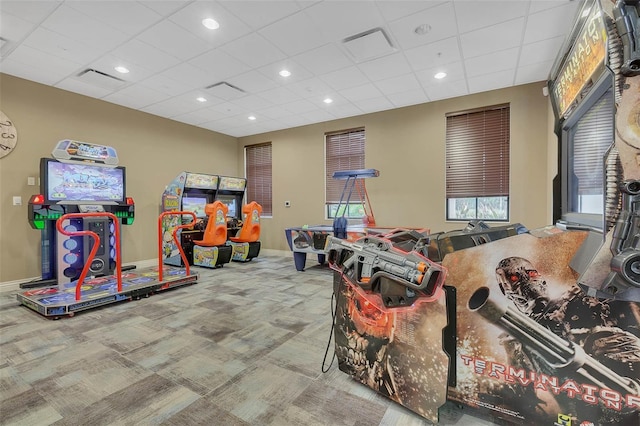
[321,272,343,373]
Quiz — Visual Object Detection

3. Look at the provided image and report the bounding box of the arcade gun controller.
[325,233,446,309]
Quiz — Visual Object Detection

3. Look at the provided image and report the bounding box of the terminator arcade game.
[325,1,640,425]
[26,140,134,287]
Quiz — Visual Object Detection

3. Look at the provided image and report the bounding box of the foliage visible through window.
[245,142,272,216]
[446,104,510,221]
[325,128,365,219]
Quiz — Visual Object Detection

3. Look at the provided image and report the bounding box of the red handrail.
[157,211,196,281]
[56,212,122,301]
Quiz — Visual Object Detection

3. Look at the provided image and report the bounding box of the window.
[245,142,272,216]
[325,128,365,219]
[565,86,614,226]
[446,104,510,221]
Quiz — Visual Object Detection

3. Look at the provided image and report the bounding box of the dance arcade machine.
[325,1,640,425]
[26,140,134,288]
[285,169,379,271]
[17,210,199,318]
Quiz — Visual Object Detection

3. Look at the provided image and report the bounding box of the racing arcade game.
[26,140,134,288]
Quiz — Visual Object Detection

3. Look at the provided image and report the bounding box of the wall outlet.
[27,176,36,186]
[13,196,22,206]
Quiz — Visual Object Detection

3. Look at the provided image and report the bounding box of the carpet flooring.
[0,251,503,426]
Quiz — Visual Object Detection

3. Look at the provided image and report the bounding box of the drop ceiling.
[0,0,581,138]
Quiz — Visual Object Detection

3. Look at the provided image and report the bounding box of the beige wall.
[239,81,553,252]
[0,74,238,282]
[0,73,554,283]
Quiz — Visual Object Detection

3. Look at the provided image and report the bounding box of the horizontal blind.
[446,105,510,198]
[245,142,272,215]
[326,128,365,204]
[571,89,614,195]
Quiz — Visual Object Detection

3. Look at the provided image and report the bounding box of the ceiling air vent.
[205,82,246,100]
[342,27,396,63]
[76,68,126,90]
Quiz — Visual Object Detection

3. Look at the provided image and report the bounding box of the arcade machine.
[161,171,220,266]
[25,140,135,288]
[227,201,263,262]
[324,1,640,425]
[284,169,381,271]
[17,210,199,318]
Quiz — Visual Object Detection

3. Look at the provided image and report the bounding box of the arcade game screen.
[181,196,208,218]
[44,159,125,203]
[217,196,237,218]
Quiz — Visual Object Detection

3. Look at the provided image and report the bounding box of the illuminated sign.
[551,5,608,117]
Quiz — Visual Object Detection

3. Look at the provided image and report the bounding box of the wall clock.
[0,110,18,159]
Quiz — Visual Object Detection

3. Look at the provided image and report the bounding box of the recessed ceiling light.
[323,98,333,104]
[196,97,207,102]
[114,66,129,74]
[434,72,447,79]
[279,69,291,77]
[202,18,220,30]
[414,24,431,35]
[248,115,256,120]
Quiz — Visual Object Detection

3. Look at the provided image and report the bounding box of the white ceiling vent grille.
[205,82,246,100]
[342,27,396,63]
[76,69,126,90]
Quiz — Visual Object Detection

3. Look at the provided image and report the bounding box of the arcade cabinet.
[161,171,219,266]
[192,201,232,268]
[325,1,640,425]
[26,140,134,288]
[215,175,247,230]
[228,201,262,262]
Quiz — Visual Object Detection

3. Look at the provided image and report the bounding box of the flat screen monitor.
[217,195,237,218]
[43,158,125,204]
[182,196,208,218]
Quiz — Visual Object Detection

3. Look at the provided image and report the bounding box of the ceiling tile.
[188,49,251,83]
[55,77,114,99]
[282,99,319,114]
[65,1,162,36]
[300,109,335,123]
[404,37,461,71]
[454,0,528,34]
[423,79,469,101]
[168,1,252,48]
[22,27,100,65]
[257,86,301,105]
[137,20,213,61]
[515,60,554,85]
[103,84,170,109]
[304,1,385,42]
[254,105,291,120]
[257,59,314,84]
[375,73,422,95]
[352,96,394,114]
[320,66,370,91]
[518,35,566,67]
[159,62,215,89]
[464,48,519,78]
[416,61,466,87]
[468,69,516,94]
[87,54,155,83]
[523,2,580,44]
[460,18,524,59]
[357,52,412,82]
[258,11,325,56]
[227,70,280,94]
[375,1,444,23]
[40,4,129,52]
[220,33,287,68]
[219,0,301,30]
[340,83,383,102]
[292,43,353,76]
[328,103,364,119]
[387,2,457,50]
[0,1,62,24]
[529,0,577,14]
[208,102,247,117]
[386,89,429,108]
[285,77,334,99]
[140,73,192,97]
[139,1,190,17]
[0,12,36,43]
[111,40,181,73]
[231,94,274,111]
[3,44,80,81]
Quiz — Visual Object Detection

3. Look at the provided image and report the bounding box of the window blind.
[446,105,510,198]
[325,128,365,204]
[245,142,272,215]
